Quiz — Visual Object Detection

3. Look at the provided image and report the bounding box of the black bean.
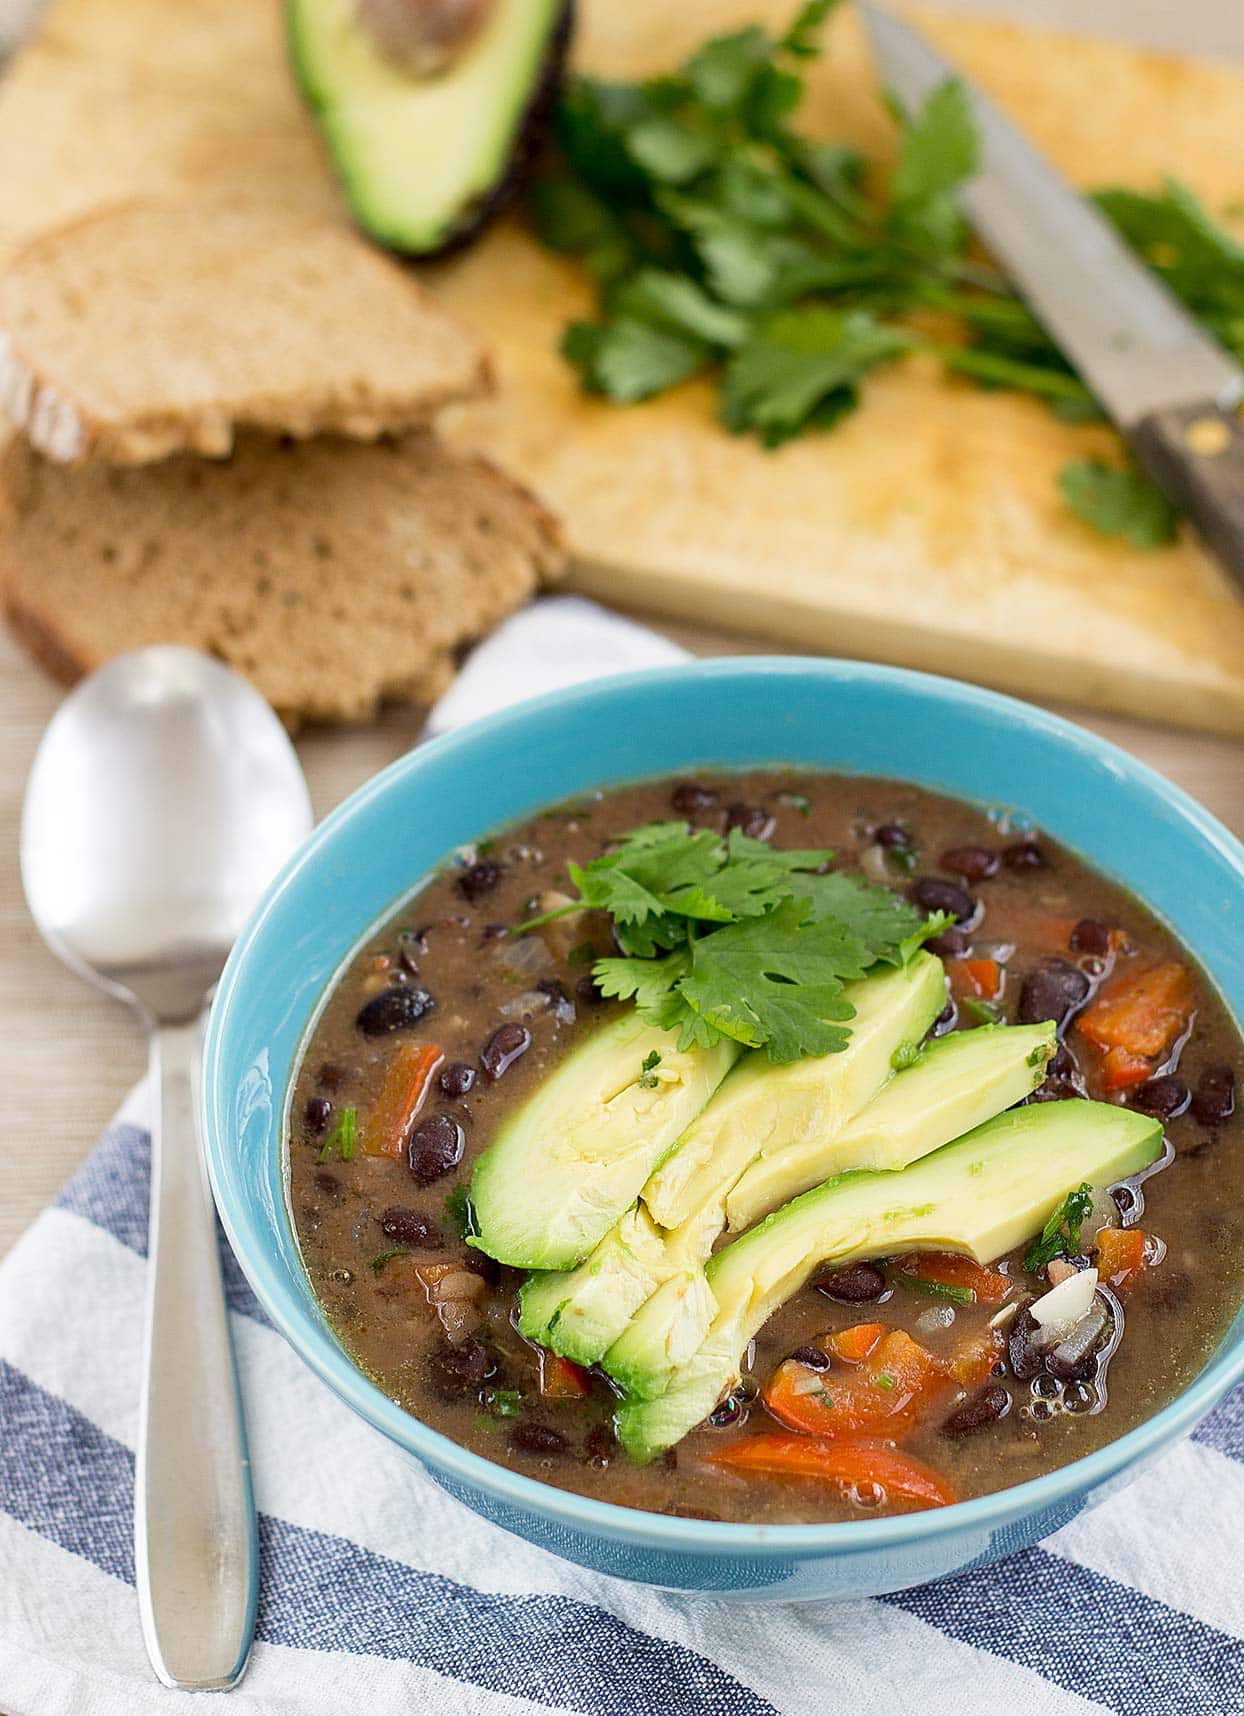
[726,803,776,841]
[508,1421,568,1457]
[304,1096,332,1134]
[355,985,435,1036]
[929,1001,957,1038]
[816,1261,887,1303]
[939,845,999,881]
[909,876,978,923]
[1191,1064,1236,1128]
[575,972,607,1006]
[1007,1307,1044,1381]
[481,923,509,943]
[426,1338,492,1402]
[481,1023,532,1079]
[1070,918,1111,957]
[462,1248,500,1286]
[1131,1075,1190,1119]
[874,823,912,849]
[407,1113,465,1184]
[788,1344,831,1371]
[1018,960,1090,1029]
[707,1392,748,1428]
[316,1061,345,1091]
[439,1061,477,1098]
[926,926,970,958]
[1003,840,1046,870]
[458,859,503,903]
[671,781,719,817]
[942,1384,1011,1436]
[380,1206,444,1248]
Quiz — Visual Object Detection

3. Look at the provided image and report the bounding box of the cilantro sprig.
[531,2,1244,543]
[520,817,948,1063]
[1025,1183,1094,1273]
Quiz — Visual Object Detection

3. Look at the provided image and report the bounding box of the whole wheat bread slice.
[0,199,493,464]
[1,431,564,725]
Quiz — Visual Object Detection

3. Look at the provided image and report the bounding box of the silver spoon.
[21,645,312,1690]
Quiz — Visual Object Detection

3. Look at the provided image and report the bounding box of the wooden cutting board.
[1,0,1242,732]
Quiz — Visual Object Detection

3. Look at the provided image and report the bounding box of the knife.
[860,2,1244,587]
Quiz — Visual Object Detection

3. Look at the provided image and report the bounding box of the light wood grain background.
[2,0,1242,1257]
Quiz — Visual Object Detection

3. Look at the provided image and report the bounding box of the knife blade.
[860,3,1244,586]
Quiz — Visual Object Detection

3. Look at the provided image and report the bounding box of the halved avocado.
[287,0,572,255]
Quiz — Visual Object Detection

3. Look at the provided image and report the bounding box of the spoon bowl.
[22,644,312,1689]
[23,645,312,1020]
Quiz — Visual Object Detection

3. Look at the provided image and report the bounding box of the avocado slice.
[519,956,945,1361]
[469,1012,737,1270]
[287,0,571,256]
[605,1018,1057,1399]
[641,953,946,1231]
[725,1019,1057,1232]
[615,1099,1163,1461]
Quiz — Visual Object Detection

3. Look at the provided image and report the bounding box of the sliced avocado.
[288,0,571,255]
[518,1197,722,1364]
[641,953,946,1230]
[469,1013,737,1270]
[606,1017,1057,1400]
[523,956,944,1365]
[724,1019,1057,1232]
[615,1099,1162,1461]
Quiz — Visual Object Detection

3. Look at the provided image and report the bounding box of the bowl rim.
[204,655,1244,1558]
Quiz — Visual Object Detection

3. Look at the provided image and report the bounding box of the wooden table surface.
[2,0,1242,1259]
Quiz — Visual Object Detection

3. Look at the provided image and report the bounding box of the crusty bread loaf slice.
[1,431,564,725]
[0,199,493,464]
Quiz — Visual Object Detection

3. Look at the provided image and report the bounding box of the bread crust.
[0,432,565,727]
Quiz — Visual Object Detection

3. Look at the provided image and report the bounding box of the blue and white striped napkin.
[2,598,1243,1715]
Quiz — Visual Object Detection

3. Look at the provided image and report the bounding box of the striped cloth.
[2,599,1243,1713]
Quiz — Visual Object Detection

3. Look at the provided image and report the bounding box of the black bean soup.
[288,774,1243,1523]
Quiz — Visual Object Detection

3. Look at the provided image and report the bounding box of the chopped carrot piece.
[539,1351,592,1398]
[1078,962,1194,1060]
[827,1322,887,1365]
[948,1329,1005,1389]
[1099,1046,1156,1092]
[1096,1227,1148,1296]
[361,1041,444,1157]
[947,958,1002,1001]
[897,1251,1013,1305]
[762,1329,952,1439]
[703,1433,957,1510]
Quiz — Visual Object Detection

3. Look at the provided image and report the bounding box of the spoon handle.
[134,1017,257,1689]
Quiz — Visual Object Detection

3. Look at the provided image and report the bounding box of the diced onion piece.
[1030,1267,1098,1332]
[498,934,553,977]
[498,989,548,1020]
[1048,1304,1108,1373]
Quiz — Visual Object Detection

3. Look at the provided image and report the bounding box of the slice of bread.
[0,199,494,464]
[1,431,564,726]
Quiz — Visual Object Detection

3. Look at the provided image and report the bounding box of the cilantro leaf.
[610,269,751,348]
[563,317,710,402]
[1025,1184,1094,1272]
[889,79,978,254]
[528,179,636,284]
[678,896,869,1060]
[721,307,912,446]
[782,0,842,57]
[1058,459,1179,549]
[626,116,719,184]
[798,869,949,964]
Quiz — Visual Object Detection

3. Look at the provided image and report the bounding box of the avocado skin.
[429,0,574,260]
[287,0,574,259]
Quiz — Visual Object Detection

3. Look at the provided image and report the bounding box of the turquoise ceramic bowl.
[203,658,1244,1601]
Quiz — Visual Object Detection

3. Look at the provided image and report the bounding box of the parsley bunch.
[530,0,1244,544]
[521,820,948,1063]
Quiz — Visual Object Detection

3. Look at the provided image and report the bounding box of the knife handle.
[1130,400,1244,589]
